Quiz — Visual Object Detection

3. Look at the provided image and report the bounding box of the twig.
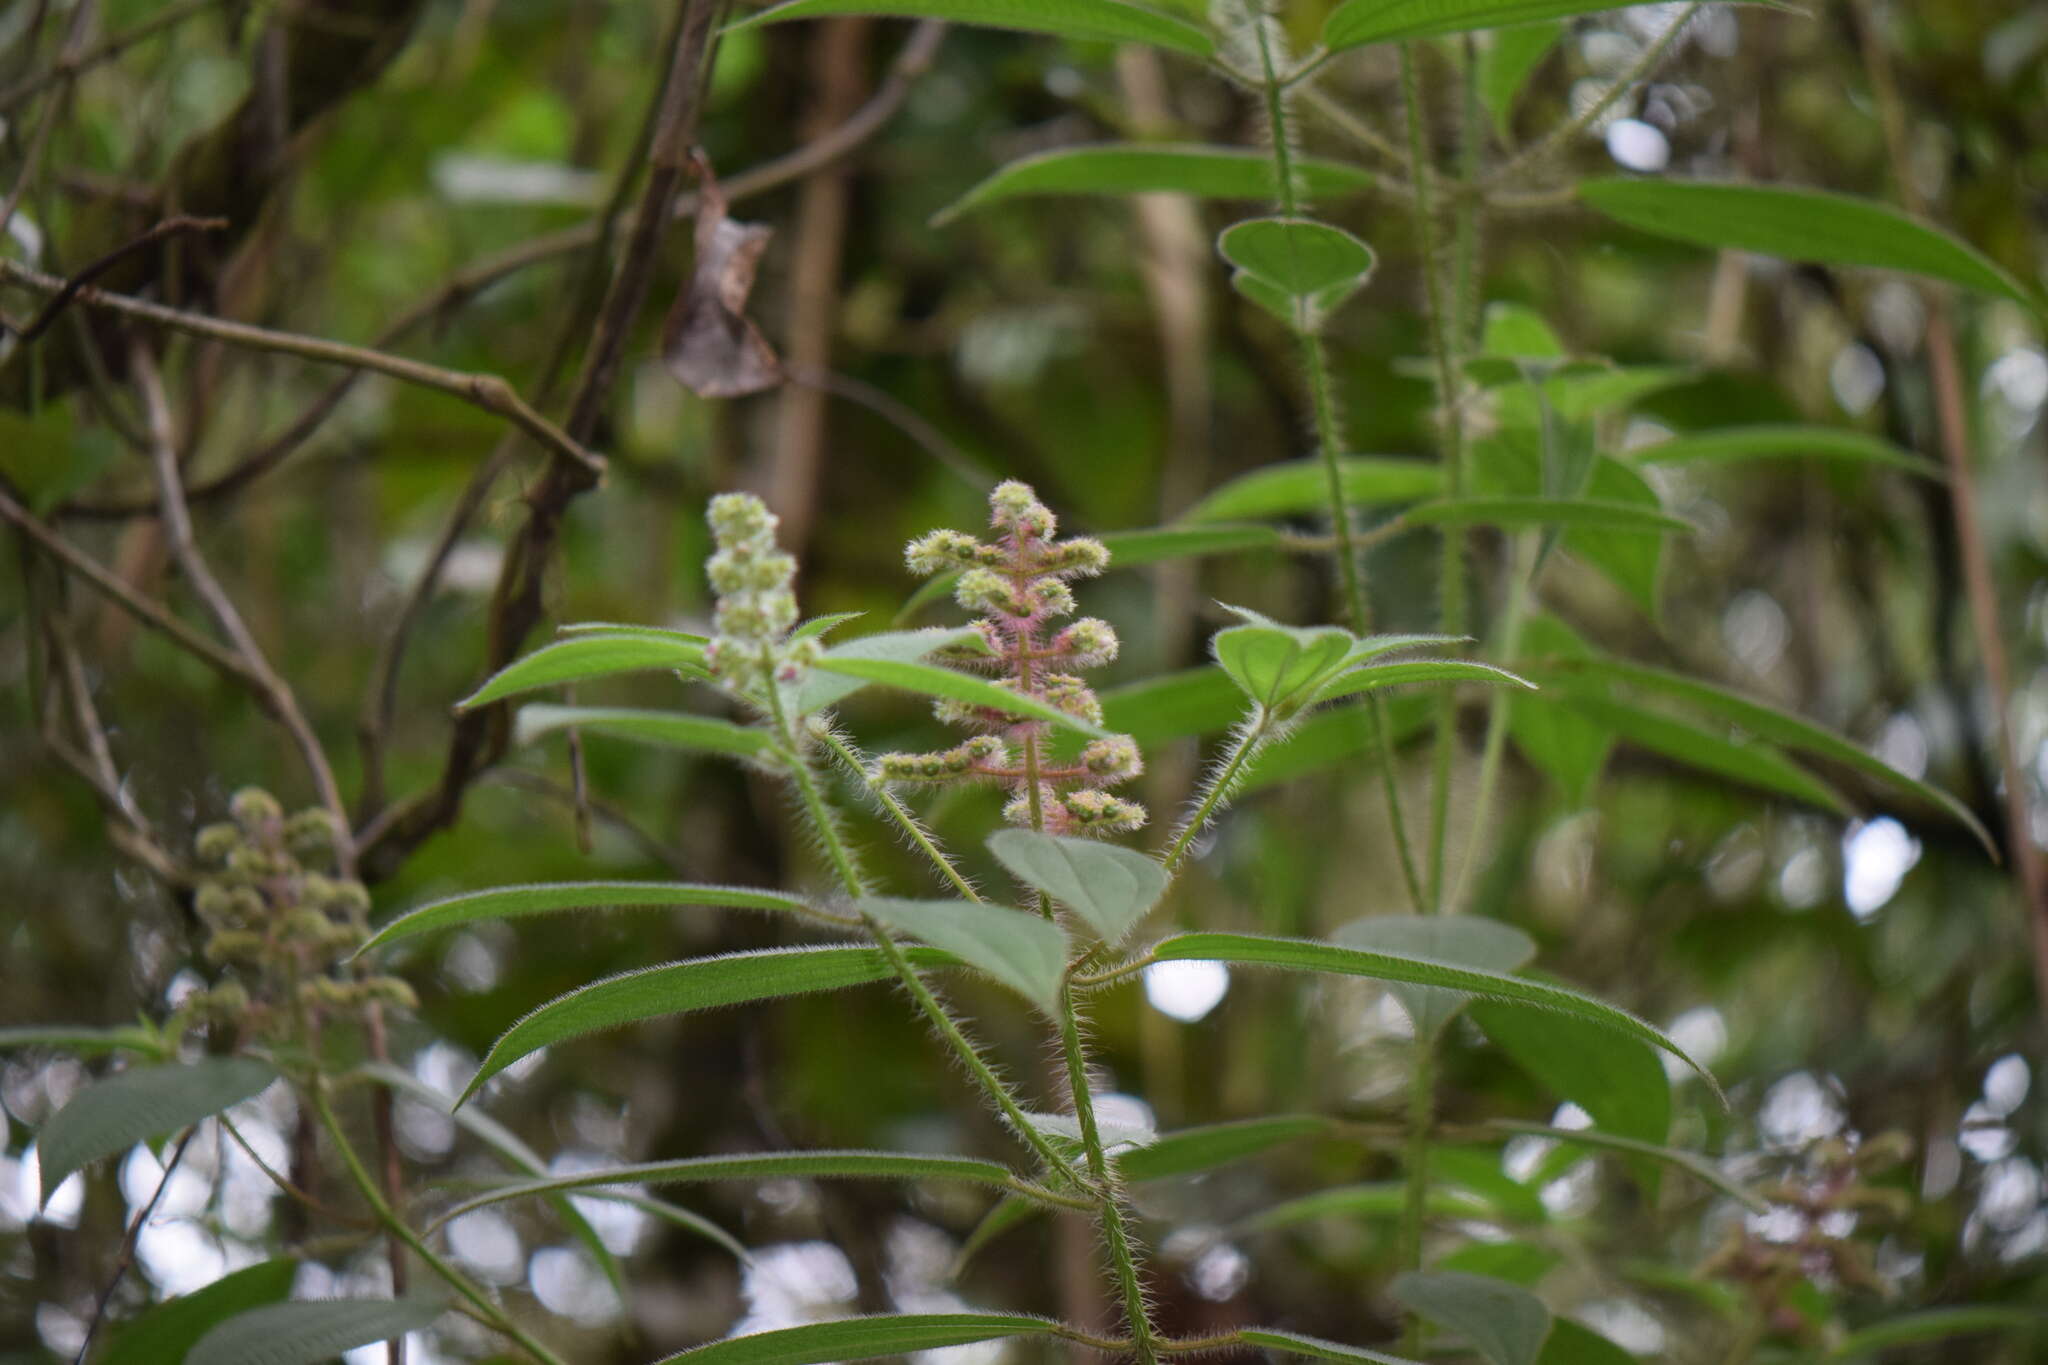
[5,215,227,344]
[0,0,93,242]
[0,258,604,476]
[73,1126,197,1364]
[0,0,236,116]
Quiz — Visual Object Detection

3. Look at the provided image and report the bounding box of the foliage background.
[2,0,2046,1360]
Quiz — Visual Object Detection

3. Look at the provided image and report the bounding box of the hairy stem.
[817,728,981,900]
[1399,1038,1435,1355]
[1059,984,1159,1365]
[1164,710,1270,874]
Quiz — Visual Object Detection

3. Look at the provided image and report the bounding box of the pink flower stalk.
[877,482,1146,836]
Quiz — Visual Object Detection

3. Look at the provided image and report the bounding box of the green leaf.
[986,829,1167,944]
[0,1024,163,1058]
[436,1149,1025,1227]
[1544,365,1694,422]
[463,946,953,1102]
[559,621,709,642]
[791,611,866,641]
[1244,691,1435,792]
[514,704,772,758]
[1480,1120,1765,1210]
[798,627,982,713]
[1236,1327,1420,1365]
[184,1297,446,1365]
[809,656,1110,738]
[1185,456,1441,522]
[38,1057,277,1202]
[1561,455,1667,617]
[1118,1115,1330,1181]
[859,897,1069,1011]
[1535,654,1994,853]
[1389,1271,1552,1365]
[1316,658,1534,704]
[1554,693,1850,813]
[649,1313,1068,1365]
[1478,21,1563,139]
[951,1194,1044,1276]
[1333,915,1536,1040]
[1325,0,1776,52]
[1579,177,2035,307]
[1436,1241,1563,1287]
[359,881,811,956]
[1507,616,1611,804]
[1244,1181,1500,1229]
[936,145,1372,224]
[1213,620,1357,713]
[1827,1306,2048,1360]
[101,1259,296,1365]
[1100,666,1245,744]
[1627,424,1941,477]
[1219,218,1377,331]
[1538,1319,1637,1365]
[457,633,708,710]
[1405,496,1689,535]
[726,0,1215,57]
[1472,1002,1669,1144]
[1096,523,1286,566]
[1432,1147,1550,1224]
[1149,932,1722,1101]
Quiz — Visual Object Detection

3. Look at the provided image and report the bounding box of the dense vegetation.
[3,0,2046,1362]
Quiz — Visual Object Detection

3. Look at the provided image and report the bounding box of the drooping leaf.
[1148,932,1721,1100]
[798,626,983,713]
[1404,496,1689,535]
[1579,177,2035,306]
[1431,1147,1549,1224]
[1185,456,1441,523]
[1096,523,1286,566]
[1219,217,1377,331]
[1117,1114,1330,1181]
[809,656,1110,738]
[514,704,772,759]
[101,1259,296,1365]
[457,633,708,710]
[359,882,811,956]
[1235,1327,1420,1365]
[649,1313,1068,1365]
[936,145,1372,224]
[726,0,1216,58]
[39,1057,277,1202]
[1324,0,1780,53]
[1389,1271,1552,1365]
[1478,21,1563,139]
[1470,1002,1671,1145]
[1534,655,1994,852]
[1315,658,1534,704]
[1553,693,1850,813]
[1334,915,1536,1040]
[1826,1306,2048,1360]
[559,621,710,643]
[986,829,1167,944]
[1507,616,1612,805]
[1626,424,1941,477]
[436,1149,1026,1227]
[184,1297,447,1365]
[463,946,955,1102]
[859,897,1069,1011]
[1479,1120,1764,1210]
[1560,455,1667,617]
[1537,1319,1637,1365]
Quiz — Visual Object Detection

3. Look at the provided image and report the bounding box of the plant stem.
[1163,711,1269,874]
[1399,1037,1435,1356]
[312,1086,567,1365]
[1059,983,1160,1365]
[1491,2,1701,186]
[817,727,981,901]
[1450,532,1536,909]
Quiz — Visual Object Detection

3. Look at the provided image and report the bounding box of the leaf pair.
[1218,218,1376,334]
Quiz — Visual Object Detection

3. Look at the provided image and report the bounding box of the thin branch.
[0,0,92,242]
[73,1126,196,1364]
[0,258,604,476]
[0,0,237,116]
[5,215,227,344]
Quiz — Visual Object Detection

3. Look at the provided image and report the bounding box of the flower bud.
[1050,618,1118,667]
[1079,737,1143,782]
[1060,790,1147,831]
[284,809,341,858]
[195,823,242,863]
[229,787,283,832]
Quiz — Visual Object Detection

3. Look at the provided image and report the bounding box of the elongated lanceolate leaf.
[1148,932,1721,1101]
[1097,523,1285,566]
[1579,178,2034,306]
[1826,1306,2048,1360]
[937,145,1372,224]
[1627,424,1941,477]
[514,704,772,758]
[727,0,1215,58]
[360,881,811,956]
[650,1314,1068,1365]
[184,1297,447,1365]
[438,1149,1024,1226]
[102,1259,297,1365]
[798,626,981,714]
[1323,0,1781,53]
[1118,1114,1330,1181]
[1389,1271,1551,1365]
[1315,658,1533,704]
[1334,915,1535,1041]
[987,828,1167,944]
[457,633,708,709]
[1236,1327,1421,1365]
[859,897,1069,1011]
[1404,496,1689,534]
[1481,1120,1765,1210]
[810,656,1111,738]
[1551,693,1850,813]
[463,946,956,1102]
[1538,1320,1636,1365]
[1470,1002,1670,1146]
[0,1024,163,1057]
[1244,1182,1498,1229]
[1186,456,1441,522]
[39,1057,277,1202]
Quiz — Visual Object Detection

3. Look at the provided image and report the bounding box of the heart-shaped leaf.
[859,897,1070,1012]
[986,829,1167,944]
[1389,1271,1552,1365]
[1219,218,1377,331]
[1213,619,1356,715]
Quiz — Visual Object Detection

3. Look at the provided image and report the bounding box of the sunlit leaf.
[514,704,772,758]
[1315,658,1533,704]
[1219,217,1377,331]
[1334,915,1536,1040]
[810,656,1110,737]
[38,1057,277,1202]
[360,882,811,956]
[1213,619,1356,713]
[937,145,1371,224]
[457,633,708,710]
[799,627,982,713]
[726,0,1215,58]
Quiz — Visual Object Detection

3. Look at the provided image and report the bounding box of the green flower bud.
[194,883,237,926]
[229,787,283,832]
[1079,736,1143,781]
[204,929,264,964]
[284,809,341,858]
[1035,538,1109,577]
[1060,790,1147,831]
[1051,618,1118,667]
[956,569,1028,618]
[195,823,242,863]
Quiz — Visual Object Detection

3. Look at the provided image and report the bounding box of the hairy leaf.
[101,1259,296,1365]
[799,626,982,713]
[987,829,1167,944]
[1389,1271,1551,1365]
[457,633,708,710]
[859,897,1069,1011]
[727,0,1215,58]
[1316,658,1533,704]
[1236,1327,1421,1365]
[39,1057,277,1202]
[514,704,772,758]
[649,1313,1068,1365]
[184,1297,447,1365]
[937,145,1371,223]
[1334,915,1536,1040]
[360,882,811,956]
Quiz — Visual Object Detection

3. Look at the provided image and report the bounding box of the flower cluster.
[878,481,1145,835]
[179,788,413,1032]
[704,492,817,698]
